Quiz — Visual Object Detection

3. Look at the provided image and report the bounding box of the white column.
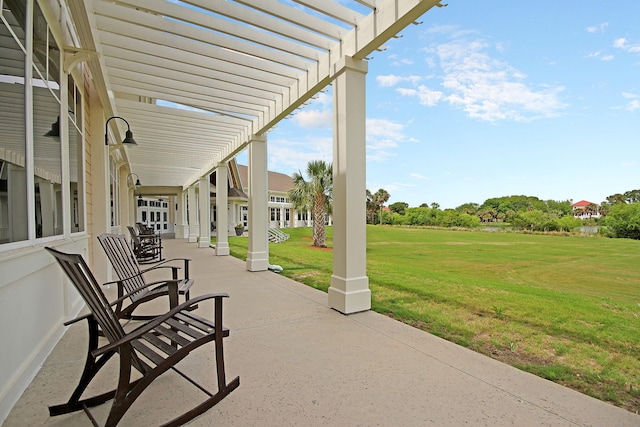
[246,135,269,271]
[89,91,111,283]
[328,56,371,314]
[187,186,197,243]
[215,164,230,256]
[119,167,132,229]
[175,190,187,239]
[280,206,285,228]
[198,176,210,248]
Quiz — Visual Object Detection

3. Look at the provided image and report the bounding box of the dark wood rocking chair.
[127,225,163,264]
[45,246,240,427]
[98,233,194,320]
[136,222,156,236]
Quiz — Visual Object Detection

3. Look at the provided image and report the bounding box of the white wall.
[0,237,87,423]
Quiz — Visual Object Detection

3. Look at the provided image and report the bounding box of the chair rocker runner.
[45,246,240,427]
[127,225,163,264]
[98,233,194,320]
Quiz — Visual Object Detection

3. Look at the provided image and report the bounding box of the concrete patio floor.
[3,237,639,426]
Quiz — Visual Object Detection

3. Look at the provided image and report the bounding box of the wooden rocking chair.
[98,233,194,320]
[45,246,240,427]
[127,225,163,264]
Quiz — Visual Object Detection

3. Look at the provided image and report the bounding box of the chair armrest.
[102,269,148,287]
[141,258,191,279]
[93,293,229,357]
[63,312,93,326]
[107,279,181,306]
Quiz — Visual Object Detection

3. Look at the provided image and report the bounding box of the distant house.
[572,200,601,219]
[208,158,330,232]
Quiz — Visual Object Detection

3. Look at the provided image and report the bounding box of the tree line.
[288,159,640,242]
[367,190,640,239]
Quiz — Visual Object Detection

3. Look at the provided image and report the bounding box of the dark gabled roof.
[236,164,293,193]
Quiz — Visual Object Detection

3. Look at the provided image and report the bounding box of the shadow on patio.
[3,237,638,426]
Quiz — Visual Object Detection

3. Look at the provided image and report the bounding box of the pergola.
[71,0,446,313]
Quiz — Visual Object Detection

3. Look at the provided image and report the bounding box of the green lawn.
[218,226,640,412]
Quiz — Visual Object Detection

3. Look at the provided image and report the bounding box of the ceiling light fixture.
[105,116,137,145]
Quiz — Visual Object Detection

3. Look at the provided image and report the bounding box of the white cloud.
[268,136,332,174]
[293,109,331,128]
[397,29,566,122]
[586,23,608,33]
[377,74,422,87]
[410,172,428,179]
[614,37,640,53]
[366,118,410,161]
[625,100,640,111]
[412,85,443,106]
[622,92,638,99]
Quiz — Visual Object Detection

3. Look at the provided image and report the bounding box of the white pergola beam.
[293,0,365,26]
[94,9,314,72]
[233,0,348,40]
[96,0,327,59]
[183,0,335,50]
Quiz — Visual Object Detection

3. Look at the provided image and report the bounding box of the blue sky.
[246,1,640,209]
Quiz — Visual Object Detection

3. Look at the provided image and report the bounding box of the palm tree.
[289,160,333,247]
[373,189,390,225]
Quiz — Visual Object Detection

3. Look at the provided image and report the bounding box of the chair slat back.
[45,247,126,343]
[126,226,147,254]
[136,222,154,235]
[98,233,147,301]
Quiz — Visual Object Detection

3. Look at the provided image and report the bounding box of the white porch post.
[216,164,230,256]
[280,206,285,228]
[328,56,371,314]
[246,135,269,271]
[119,167,132,228]
[198,176,210,247]
[175,190,187,239]
[187,186,197,243]
[89,91,111,283]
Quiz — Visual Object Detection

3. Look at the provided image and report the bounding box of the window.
[33,3,63,238]
[0,3,28,243]
[68,75,84,232]
[270,196,289,203]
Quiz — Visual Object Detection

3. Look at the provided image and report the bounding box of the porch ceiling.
[69,0,445,189]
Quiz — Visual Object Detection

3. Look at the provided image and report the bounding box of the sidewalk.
[4,237,639,426]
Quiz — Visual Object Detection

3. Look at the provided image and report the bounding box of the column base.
[198,239,210,248]
[175,225,189,239]
[188,235,197,243]
[246,251,269,271]
[328,275,371,314]
[216,242,230,256]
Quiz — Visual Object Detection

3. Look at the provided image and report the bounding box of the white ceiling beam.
[182,0,336,47]
[103,48,286,95]
[341,0,444,60]
[354,0,377,8]
[117,99,250,128]
[111,84,266,118]
[106,61,278,103]
[95,0,328,58]
[98,33,297,88]
[93,6,314,70]
[233,0,348,40]
[97,25,303,81]
[292,0,365,26]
